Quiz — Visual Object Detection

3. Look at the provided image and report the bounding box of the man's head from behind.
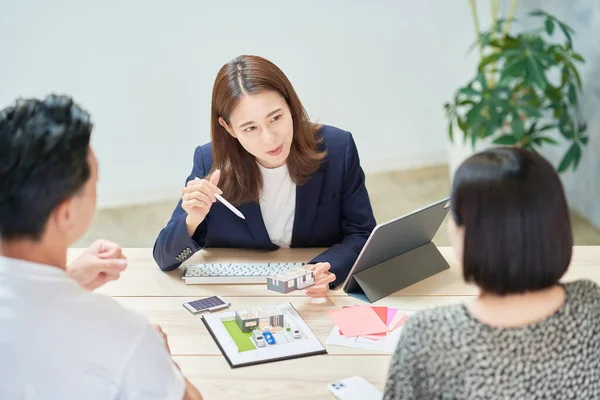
[0,95,97,248]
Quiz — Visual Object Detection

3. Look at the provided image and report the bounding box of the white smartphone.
[327,376,382,400]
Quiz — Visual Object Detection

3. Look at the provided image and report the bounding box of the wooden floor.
[76,165,600,248]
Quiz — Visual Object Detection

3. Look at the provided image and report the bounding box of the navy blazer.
[153,125,376,288]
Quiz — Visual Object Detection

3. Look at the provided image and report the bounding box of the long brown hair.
[210,55,326,205]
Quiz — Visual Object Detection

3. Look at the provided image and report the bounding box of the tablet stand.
[344,242,450,303]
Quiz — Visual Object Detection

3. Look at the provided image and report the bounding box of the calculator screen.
[188,296,226,311]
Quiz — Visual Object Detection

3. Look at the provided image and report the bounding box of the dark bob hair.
[450,147,573,295]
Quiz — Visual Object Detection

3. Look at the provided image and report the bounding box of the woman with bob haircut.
[153,55,376,297]
[383,147,600,399]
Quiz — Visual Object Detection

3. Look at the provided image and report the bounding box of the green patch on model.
[223,320,256,352]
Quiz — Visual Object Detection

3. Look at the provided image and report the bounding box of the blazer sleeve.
[152,147,209,271]
[308,132,376,287]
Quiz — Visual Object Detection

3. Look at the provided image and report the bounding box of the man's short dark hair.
[450,147,573,295]
[0,95,92,240]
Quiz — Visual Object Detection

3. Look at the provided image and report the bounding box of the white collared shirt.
[0,256,185,400]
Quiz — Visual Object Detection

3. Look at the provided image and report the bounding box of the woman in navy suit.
[153,55,376,297]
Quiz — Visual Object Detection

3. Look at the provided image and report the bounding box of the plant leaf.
[521,93,540,105]
[522,139,535,150]
[567,62,583,88]
[486,99,501,125]
[448,121,454,142]
[502,48,526,58]
[528,9,546,17]
[489,36,520,49]
[493,134,520,145]
[499,60,527,85]
[548,44,566,64]
[465,102,484,127]
[520,105,542,118]
[533,136,558,145]
[568,83,578,105]
[457,116,467,133]
[533,50,556,67]
[476,72,488,91]
[467,32,493,55]
[511,113,525,139]
[580,136,589,145]
[571,52,585,62]
[478,53,503,72]
[459,86,480,97]
[527,122,538,135]
[493,18,518,34]
[537,123,556,132]
[545,18,555,35]
[484,121,497,138]
[557,143,580,173]
[527,38,543,52]
[558,21,575,34]
[574,148,582,169]
[560,67,569,89]
[526,56,548,90]
[559,112,575,139]
[470,128,477,148]
[558,22,573,47]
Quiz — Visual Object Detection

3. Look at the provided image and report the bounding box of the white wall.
[514,0,600,229]
[0,0,481,208]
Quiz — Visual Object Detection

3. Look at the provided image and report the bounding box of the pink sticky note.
[385,312,404,333]
[338,305,387,333]
[339,305,356,335]
[386,308,398,327]
[329,305,389,337]
[388,314,410,332]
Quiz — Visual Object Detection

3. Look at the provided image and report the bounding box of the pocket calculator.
[182,296,231,314]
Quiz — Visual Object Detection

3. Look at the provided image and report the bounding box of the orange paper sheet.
[371,306,388,325]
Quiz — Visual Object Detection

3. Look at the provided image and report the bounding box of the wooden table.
[68,246,600,400]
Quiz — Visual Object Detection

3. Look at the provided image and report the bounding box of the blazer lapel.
[291,170,324,247]
[239,202,278,250]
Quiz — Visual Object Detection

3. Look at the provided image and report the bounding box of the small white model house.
[235,306,285,333]
[266,267,315,294]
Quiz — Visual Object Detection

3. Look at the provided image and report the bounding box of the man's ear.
[52,198,75,234]
[218,117,237,138]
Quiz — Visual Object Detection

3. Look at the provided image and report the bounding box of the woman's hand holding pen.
[182,170,222,237]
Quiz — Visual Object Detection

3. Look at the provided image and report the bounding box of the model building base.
[202,302,327,368]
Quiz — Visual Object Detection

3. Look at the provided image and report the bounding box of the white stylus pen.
[195,177,246,220]
[215,193,246,220]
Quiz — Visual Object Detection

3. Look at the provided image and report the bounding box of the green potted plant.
[444,1,588,173]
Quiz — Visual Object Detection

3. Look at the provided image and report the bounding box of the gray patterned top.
[383,280,600,400]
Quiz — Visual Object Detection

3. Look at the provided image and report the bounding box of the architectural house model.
[266,266,315,294]
[235,306,285,333]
